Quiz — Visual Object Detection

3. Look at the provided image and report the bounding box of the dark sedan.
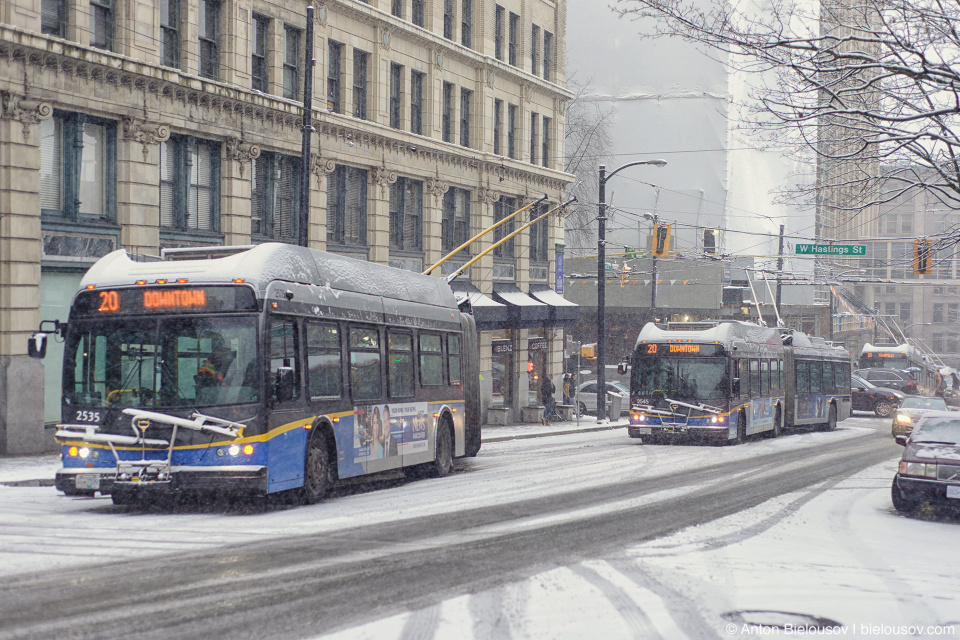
[892,411,960,513]
[851,374,905,417]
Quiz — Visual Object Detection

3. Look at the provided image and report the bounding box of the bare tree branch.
[614,0,960,246]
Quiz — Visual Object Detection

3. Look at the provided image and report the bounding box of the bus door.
[266,316,307,491]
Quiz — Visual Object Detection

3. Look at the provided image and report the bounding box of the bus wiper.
[662,398,722,414]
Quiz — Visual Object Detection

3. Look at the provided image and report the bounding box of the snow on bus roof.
[635,321,782,348]
[860,342,917,355]
[78,244,458,309]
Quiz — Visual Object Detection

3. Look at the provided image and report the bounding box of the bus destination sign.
[640,343,721,356]
[73,286,258,316]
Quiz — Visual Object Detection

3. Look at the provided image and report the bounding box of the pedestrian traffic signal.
[652,223,671,257]
[914,239,933,275]
[581,343,596,359]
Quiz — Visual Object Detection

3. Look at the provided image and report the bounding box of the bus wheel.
[736,411,747,444]
[430,420,455,478]
[302,430,332,504]
[821,404,838,432]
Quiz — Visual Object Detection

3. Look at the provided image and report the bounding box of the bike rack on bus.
[635,398,722,427]
[55,410,246,485]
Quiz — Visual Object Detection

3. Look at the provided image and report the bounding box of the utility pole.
[651,210,659,310]
[298,6,315,248]
[776,224,784,319]
[597,165,608,422]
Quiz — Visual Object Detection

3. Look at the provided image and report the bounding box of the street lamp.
[597,159,667,422]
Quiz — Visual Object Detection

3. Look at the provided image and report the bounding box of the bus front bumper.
[628,424,731,443]
[56,465,269,496]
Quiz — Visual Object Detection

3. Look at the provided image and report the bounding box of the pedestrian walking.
[541,375,556,426]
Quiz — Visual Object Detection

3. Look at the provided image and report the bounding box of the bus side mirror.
[617,361,628,375]
[732,377,741,395]
[275,367,295,402]
[27,333,47,359]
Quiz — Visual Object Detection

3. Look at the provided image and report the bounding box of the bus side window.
[307,321,342,401]
[270,318,300,402]
[419,333,443,386]
[823,361,835,394]
[349,325,382,402]
[749,359,760,397]
[810,361,822,393]
[796,361,810,394]
[387,330,415,398]
[448,335,461,385]
[760,359,769,395]
[771,360,780,393]
[837,362,850,392]
[732,360,741,397]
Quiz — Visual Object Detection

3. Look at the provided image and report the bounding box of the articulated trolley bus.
[625,321,851,445]
[29,243,480,504]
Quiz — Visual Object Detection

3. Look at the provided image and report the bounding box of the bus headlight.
[79,447,90,459]
[228,445,240,456]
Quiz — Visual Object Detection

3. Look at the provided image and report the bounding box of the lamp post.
[597,159,667,422]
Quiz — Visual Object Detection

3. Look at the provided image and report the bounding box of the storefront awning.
[530,285,580,327]
[493,283,550,329]
[449,281,509,331]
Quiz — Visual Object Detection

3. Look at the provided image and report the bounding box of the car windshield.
[911,416,960,444]
[63,316,259,409]
[900,396,947,410]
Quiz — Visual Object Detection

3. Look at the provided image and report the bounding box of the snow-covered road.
[1,416,957,639]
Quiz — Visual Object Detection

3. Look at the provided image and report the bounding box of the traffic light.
[703,229,718,254]
[914,239,933,275]
[651,223,671,257]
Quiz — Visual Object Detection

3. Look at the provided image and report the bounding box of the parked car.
[853,368,919,394]
[574,380,629,416]
[851,374,905,417]
[891,396,949,438]
[892,411,960,513]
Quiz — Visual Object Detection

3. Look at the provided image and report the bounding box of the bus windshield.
[63,316,259,409]
[632,356,728,401]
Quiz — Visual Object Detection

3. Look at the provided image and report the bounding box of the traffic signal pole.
[651,212,659,310]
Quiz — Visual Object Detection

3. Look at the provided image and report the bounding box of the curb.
[483,422,627,443]
[1,478,55,487]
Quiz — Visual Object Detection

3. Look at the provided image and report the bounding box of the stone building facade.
[0,0,574,453]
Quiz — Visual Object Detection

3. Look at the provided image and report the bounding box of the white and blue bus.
[625,321,851,444]
[29,243,480,505]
